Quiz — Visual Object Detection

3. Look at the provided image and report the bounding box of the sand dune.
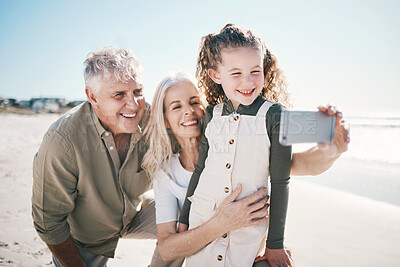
[1,113,399,266]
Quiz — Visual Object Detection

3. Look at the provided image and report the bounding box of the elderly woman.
[142,71,349,266]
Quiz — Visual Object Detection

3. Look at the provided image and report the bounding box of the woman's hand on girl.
[211,184,270,233]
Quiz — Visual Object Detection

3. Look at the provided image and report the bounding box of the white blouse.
[153,154,192,224]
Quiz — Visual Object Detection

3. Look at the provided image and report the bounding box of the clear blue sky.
[0,0,399,115]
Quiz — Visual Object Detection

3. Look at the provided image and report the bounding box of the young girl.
[179,24,293,266]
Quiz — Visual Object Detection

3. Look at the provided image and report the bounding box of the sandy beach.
[1,113,399,266]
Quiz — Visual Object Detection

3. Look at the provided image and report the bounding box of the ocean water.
[344,115,400,165]
[291,114,400,166]
[294,114,400,207]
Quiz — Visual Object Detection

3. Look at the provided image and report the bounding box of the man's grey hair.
[83,47,143,93]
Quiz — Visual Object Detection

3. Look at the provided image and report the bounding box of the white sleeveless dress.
[186,100,274,267]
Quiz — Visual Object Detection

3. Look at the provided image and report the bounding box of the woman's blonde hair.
[142,70,204,179]
[196,23,290,107]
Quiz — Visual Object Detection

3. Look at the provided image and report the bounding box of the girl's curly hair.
[196,23,290,107]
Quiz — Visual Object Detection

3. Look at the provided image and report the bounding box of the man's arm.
[47,236,86,267]
[32,131,82,265]
[290,105,350,176]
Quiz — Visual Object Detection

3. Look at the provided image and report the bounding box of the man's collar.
[90,103,108,138]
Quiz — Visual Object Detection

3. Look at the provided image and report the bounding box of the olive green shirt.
[32,101,151,257]
[179,96,292,249]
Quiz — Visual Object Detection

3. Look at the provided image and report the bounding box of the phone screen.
[279,111,335,146]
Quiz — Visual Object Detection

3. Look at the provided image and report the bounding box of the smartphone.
[279,110,336,146]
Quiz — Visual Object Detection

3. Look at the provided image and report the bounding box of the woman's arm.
[290,105,350,176]
[157,184,269,262]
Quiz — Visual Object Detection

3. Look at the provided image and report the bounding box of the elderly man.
[32,47,184,267]
[32,47,349,267]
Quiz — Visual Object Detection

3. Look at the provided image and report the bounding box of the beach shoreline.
[296,157,400,207]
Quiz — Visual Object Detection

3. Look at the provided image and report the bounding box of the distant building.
[0,96,84,113]
[30,97,67,113]
[5,98,17,106]
[18,100,31,109]
[31,100,44,111]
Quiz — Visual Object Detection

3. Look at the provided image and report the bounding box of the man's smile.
[120,112,137,118]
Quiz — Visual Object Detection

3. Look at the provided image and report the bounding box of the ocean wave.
[348,117,400,128]
[351,124,400,128]
[342,153,400,165]
[333,115,400,165]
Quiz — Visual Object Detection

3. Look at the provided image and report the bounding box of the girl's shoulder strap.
[212,103,224,117]
[256,99,276,116]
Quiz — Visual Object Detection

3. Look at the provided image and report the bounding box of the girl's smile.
[237,88,256,96]
[208,47,264,110]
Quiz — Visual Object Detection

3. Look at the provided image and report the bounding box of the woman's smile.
[164,81,205,140]
[181,119,200,127]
